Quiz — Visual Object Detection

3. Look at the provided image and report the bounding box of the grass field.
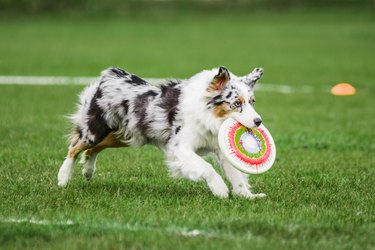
[0,9,374,249]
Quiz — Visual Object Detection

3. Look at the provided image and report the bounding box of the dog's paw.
[57,179,68,187]
[82,167,95,181]
[57,158,74,187]
[250,68,264,81]
[212,187,230,198]
[57,169,70,187]
[247,193,267,199]
[207,177,229,198]
[233,187,266,199]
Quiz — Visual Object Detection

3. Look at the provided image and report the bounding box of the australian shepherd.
[58,66,266,198]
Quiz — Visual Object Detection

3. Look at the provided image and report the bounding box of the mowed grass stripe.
[1,217,214,238]
[2,216,371,243]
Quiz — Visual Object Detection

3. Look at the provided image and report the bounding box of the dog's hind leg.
[80,150,98,181]
[58,140,91,186]
[80,132,127,180]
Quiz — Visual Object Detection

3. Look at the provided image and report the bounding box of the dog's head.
[206,66,264,129]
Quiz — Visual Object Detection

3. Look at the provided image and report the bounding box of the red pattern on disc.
[227,122,272,167]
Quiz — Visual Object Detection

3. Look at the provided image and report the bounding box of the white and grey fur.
[58,66,265,198]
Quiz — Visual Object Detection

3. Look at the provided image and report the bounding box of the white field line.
[0,75,314,94]
[0,217,217,238]
[0,76,162,85]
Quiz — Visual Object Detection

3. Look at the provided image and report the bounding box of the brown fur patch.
[68,133,127,159]
[68,142,90,158]
[239,96,245,105]
[213,103,232,118]
[84,132,127,156]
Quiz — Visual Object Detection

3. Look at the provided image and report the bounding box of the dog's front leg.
[218,152,266,199]
[166,146,229,198]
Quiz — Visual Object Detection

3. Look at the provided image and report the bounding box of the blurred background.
[0,0,372,15]
[0,0,374,84]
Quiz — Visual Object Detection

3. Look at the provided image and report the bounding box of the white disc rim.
[218,118,276,174]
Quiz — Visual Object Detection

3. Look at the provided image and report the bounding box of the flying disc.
[218,118,276,174]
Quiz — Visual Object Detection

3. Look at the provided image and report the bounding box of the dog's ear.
[209,66,230,91]
[244,68,263,87]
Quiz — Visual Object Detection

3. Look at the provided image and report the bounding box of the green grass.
[0,9,375,250]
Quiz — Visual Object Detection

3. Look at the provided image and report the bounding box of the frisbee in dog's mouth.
[218,118,276,174]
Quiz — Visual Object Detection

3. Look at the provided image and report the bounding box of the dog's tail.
[99,67,130,82]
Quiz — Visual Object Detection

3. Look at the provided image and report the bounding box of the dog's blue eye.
[234,100,242,107]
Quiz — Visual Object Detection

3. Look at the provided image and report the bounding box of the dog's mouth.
[237,121,262,130]
[231,113,262,130]
[250,124,261,129]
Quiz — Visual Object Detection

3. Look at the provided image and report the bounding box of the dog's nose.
[254,118,262,127]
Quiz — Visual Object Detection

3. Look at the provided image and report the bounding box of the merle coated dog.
[58,66,265,198]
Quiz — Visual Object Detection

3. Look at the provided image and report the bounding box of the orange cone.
[331,83,356,96]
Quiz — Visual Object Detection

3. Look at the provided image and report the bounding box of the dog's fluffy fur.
[58,66,266,198]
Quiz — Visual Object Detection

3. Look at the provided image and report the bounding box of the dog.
[57,66,266,198]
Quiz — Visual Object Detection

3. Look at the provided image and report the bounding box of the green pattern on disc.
[234,127,267,159]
